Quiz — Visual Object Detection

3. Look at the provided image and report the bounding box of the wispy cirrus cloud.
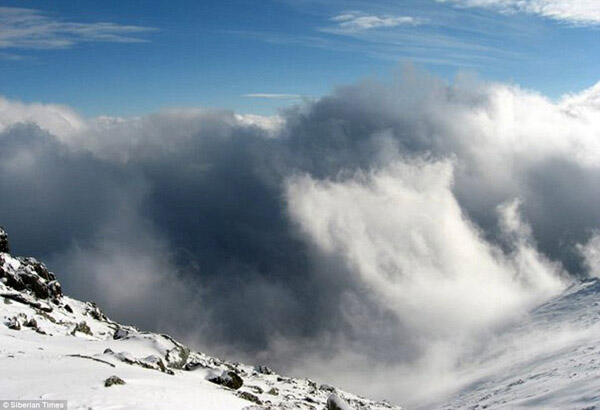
[243,93,304,100]
[440,0,600,25]
[230,27,521,69]
[232,3,533,68]
[0,7,155,51]
[326,11,421,33]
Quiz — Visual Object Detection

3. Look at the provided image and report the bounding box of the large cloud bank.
[1,69,599,405]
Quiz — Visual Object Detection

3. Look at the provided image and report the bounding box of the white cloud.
[287,161,564,333]
[578,233,600,277]
[3,71,600,405]
[0,7,155,50]
[0,96,86,138]
[441,0,600,25]
[234,113,285,136]
[327,12,420,33]
[0,99,281,160]
[285,161,566,403]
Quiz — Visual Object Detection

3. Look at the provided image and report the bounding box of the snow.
[0,294,247,409]
[433,279,600,410]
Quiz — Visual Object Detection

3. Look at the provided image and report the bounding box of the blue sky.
[1,0,600,116]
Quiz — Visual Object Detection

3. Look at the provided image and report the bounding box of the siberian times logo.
[0,401,67,409]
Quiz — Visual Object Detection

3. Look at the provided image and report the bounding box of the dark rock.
[47,281,62,298]
[104,375,126,387]
[86,302,107,321]
[31,278,50,299]
[0,254,62,300]
[207,370,244,390]
[21,258,53,281]
[23,317,45,334]
[0,227,9,253]
[153,357,169,373]
[5,274,26,291]
[267,387,279,395]
[0,293,53,312]
[72,321,93,336]
[254,364,274,375]
[24,318,37,328]
[113,328,129,340]
[6,317,21,330]
[36,310,57,322]
[237,391,262,404]
[247,385,264,394]
[64,304,73,313]
[327,393,353,410]
[320,384,336,392]
[184,360,209,371]
[165,345,190,369]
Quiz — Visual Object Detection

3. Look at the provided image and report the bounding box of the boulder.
[6,317,21,330]
[207,370,244,390]
[254,364,274,375]
[72,321,93,336]
[237,391,262,404]
[320,384,336,392]
[0,251,62,300]
[23,318,37,328]
[327,393,353,410]
[113,328,129,340]
[104,375,126,387]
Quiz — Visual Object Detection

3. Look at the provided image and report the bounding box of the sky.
[2,1,600,408]
[1,0,600,116]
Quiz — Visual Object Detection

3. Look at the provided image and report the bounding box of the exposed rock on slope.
[0,227,401,410]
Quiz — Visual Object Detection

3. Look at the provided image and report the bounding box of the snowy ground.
[433,279,600,410]
[0,296,250,409]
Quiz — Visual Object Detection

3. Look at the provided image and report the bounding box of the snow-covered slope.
[0,227,400,410]
[436,279,600,410]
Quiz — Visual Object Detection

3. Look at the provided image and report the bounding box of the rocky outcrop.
[327,393,353,410]
[207,370,244,390]
[104,375,126,387]
[0,227,8,253]
[254,365,274,375]
[0,230,62,302]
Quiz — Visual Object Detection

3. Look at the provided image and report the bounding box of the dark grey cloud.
[1,69,600,405]
[0,123,142,256]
